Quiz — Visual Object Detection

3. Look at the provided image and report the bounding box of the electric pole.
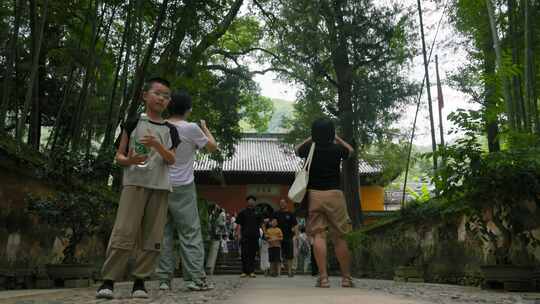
[417,0,438,170]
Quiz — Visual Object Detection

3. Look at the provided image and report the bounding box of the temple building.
[195,133,387,223]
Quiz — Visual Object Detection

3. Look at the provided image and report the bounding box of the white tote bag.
[288,143,315,202]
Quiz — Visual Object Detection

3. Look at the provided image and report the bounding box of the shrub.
[430,110,540,264]
[26,191,114,264]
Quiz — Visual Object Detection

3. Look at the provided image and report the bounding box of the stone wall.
[347,213,540,285]
[0,147,110,269]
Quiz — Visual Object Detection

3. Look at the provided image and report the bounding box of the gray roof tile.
[194,134,381,175]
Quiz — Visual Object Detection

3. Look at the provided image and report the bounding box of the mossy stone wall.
[345,214,540,286]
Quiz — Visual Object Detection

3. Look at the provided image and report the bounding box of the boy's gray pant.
[156,182,206,282]
[205,240,220,275]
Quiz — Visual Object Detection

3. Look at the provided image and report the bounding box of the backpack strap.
[114,116,140,154]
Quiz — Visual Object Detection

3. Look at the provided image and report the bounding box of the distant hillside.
[239,97,295,133]
[266,98,294,133]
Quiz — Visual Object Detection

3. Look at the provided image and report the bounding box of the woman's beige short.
[307,189,352,238]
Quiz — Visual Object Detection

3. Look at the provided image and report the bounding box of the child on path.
[259,219,271,276]
[273,199,298,277]
[96,77,180,299]
[265,218,283,277]
[297,226,311,274]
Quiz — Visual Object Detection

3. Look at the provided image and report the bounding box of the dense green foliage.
[0,0,274,183]
[430,111,540,264]
[432,0,540,264]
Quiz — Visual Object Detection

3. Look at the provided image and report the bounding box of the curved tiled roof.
[194,134,382,175]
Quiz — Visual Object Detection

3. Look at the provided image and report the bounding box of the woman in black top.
[295,118,354,288]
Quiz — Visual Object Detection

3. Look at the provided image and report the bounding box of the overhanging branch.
[203,65,291,79]
[210,47,282,63]
[252,0,279,26]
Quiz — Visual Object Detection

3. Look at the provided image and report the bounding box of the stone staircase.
[213,251,254,275]
[212,251,317,276]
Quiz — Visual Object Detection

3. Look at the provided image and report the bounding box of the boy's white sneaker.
[131,279,149,298]
[132,289,149,298]
[96,288,114,299]
[159,281,171,291]
[96,280,114,299]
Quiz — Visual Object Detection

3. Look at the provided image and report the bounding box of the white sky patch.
[254,73,298,101]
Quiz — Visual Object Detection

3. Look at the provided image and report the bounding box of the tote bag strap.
[303,143,315,172]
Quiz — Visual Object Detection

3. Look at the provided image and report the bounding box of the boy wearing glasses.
[97,77,180,299]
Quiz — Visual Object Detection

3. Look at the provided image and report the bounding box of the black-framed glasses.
[149,90,171,100]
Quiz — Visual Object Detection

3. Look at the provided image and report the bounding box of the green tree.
[0,0,274,185]
[257,0,418,227]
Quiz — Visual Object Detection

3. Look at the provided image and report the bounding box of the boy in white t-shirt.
[156,91,218,291]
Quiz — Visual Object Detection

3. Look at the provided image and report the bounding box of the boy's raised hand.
[127,148,148,165]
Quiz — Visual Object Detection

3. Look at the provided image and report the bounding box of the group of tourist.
[95,75,355,300]
[206,197,318,278]
[233,197,299,278]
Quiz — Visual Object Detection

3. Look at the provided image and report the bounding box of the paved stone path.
[0,276,243,304]
[224,276,540,304]
[1,275,540,304]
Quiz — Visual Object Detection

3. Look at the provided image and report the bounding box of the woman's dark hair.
[311,118,335,145]
[168,91,192,116]
[246,195,257,202]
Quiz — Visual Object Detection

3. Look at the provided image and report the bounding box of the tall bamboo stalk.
[98,0,133,159]
[486,0,516,130]
[0,0,24,131]
[16,0,49,146]
[126,0,170,121]
[435,55,445,148]
[523,0,539,133]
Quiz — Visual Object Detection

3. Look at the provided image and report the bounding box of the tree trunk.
[48,67,77,153]
[157,0,198,79]
[101,4,131,149]
[86,119,93,158]
[70,0,100,152]
[28,40,46,150]
[508,0,527,131]
[97,0,133,176]
[483,28,501,152]
[523,0,539,133]
[116,17,135,126]
[486,0,516,130]
[1,0,24,131]
[114,1,136,130]
[96,5,118,59]
[331,0,362,228]
[126,0,170,122]
[27,0,40,150]
[27,68,41,150]
[48,7,90,152]
[16,0,49,146]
